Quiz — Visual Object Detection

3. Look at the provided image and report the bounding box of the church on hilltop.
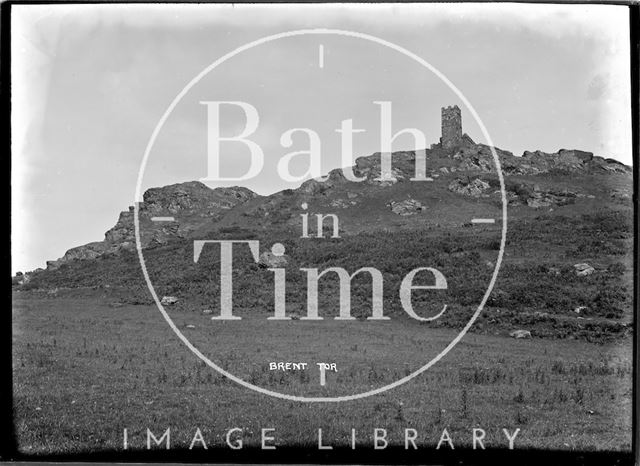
[433,105,476,150]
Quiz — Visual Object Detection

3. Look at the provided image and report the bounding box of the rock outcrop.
[39,140,630,273]
[448,178,491,197]
[33,105,631,275]
[447,144,627,177]
[46,182,258,270]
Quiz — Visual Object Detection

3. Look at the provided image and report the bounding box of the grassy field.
[12,206,634,459]
[12,295,632,456]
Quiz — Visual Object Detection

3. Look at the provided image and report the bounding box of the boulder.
[161,296,179,305]
[509,330,532,339]
[611,189,631,200]
[574,263,595,277]
[259,252,289,268]
[526,195,552,209]
[389,198,424,216]
[448,178,491,197]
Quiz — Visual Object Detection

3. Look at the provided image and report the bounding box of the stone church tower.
[440,105,463,149]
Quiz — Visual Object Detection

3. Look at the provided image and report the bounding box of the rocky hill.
[13,109,634,342]
[15,137,631,280]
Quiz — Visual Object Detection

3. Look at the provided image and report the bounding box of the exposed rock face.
[352,153,410,186]
[297,149,419,194]
[330,198,357,209]
[450,144,631,175]
[558,149,593,163]
[143,183,254,215]
[299,169,351,194]
[518,148,628,175]
[448,178,491,197]
[448,145,626,177]
[389,198,424,216]
[46,182,258,270]
[453,144,524,173]
[298,178,328,195]
[599,159,629,173]
[46,242,112,270]
[104,212,139,244]
[486,181,580,208]
[525,189,576,209]
[129,182,256,246]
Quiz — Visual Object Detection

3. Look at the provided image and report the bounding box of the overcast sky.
[12,3,632,274]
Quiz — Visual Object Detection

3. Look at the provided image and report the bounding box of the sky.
[11,3,633,274]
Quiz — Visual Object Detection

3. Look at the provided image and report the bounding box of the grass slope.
[22,209,633,342]
[12,297,632,454]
